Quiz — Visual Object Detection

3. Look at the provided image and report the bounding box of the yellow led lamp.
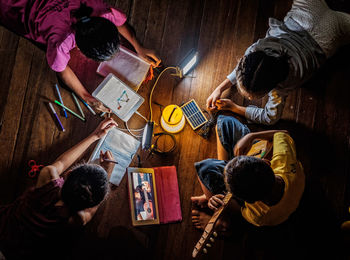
[160,105,185,134]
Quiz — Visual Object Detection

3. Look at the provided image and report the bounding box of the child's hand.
[136,46,161,67]
[215,99,239,113]
[208,194,225,211]
[92,118,118,139]
[99,150,115,175]
[206,88,222,111]
[86,96,111,113]
[233,134,254,156]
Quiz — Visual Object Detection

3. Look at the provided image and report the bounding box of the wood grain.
[0,0,350,259]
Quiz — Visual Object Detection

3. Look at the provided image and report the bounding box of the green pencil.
[71,92,85,119]
[54,100,86,122]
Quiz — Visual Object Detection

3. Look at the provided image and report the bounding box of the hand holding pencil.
[100,150,117,177]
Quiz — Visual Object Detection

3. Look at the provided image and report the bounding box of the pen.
[54,84,68,118]
[71,92,85,119]
[54,100,86,122]
[48,102,65,131]
[81,100,96,115]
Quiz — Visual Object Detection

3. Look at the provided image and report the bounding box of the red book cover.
[153,166,182,224]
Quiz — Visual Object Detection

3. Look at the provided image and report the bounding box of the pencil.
[54,100,86,122]
[71,92,85,119]
[100,112,106,117]
[48,102,65,131]
[54,84,68,118]
[81,100,96,115]
[103,158,118,164]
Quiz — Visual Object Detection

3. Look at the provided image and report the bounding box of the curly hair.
[61,164,109,212]
[236,51,289,96]
[71,3,120,61]
[224,156,275,203]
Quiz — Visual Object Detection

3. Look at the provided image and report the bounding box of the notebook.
[96,46,151,91]
[88,127,140,186]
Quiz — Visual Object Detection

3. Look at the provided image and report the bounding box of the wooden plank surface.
[1,0,350,259]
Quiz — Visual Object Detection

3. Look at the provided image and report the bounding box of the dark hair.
[72,3,120,61]
[236,51,289,96]
[61,164,109,212]
[224,156,275,203]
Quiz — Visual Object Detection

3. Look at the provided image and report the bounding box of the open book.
[88,127,140,186]
[96,46,151,91]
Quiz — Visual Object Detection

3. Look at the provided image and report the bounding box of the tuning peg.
[206,243,212,248]
[213,232,218,237]
[203,248,208,254]
[209,237,215,242]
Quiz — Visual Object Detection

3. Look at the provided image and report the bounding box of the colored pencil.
[99,112,106,117]
[54,100,86,122]
[48,102,65,131]
[71,92,85,119]
[54,84,68,118]
[103,158,118,164]
[81,100,96,115]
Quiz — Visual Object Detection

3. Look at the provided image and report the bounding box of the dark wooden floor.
[1,0,350,259]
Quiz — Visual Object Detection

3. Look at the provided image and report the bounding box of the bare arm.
[207,78,234,110]
[57,66,111,112]
[234,130,288,156]
[57,65,92,102]
[117,24,161,66]
[36,118,118,188]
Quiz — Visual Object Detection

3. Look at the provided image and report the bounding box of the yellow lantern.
[160,105,185,133]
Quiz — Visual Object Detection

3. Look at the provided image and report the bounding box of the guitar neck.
[192,193,232,258]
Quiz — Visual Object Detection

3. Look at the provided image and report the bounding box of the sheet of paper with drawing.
[93,74,144,122]
[88,127,140,186]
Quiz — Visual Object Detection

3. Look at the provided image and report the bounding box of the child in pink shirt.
[0,0,161,112]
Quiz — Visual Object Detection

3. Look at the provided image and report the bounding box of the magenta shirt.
[0,0,127,72]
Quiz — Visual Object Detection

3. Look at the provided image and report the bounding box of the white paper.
[93,74,144,122]
[88,127,140,186]
[97,46,151,90]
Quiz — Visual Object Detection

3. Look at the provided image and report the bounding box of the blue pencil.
[55,84,68,118]
[48,102,65,132]
[81,99,96,115]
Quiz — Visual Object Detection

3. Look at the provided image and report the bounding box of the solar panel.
[181,99,208,130]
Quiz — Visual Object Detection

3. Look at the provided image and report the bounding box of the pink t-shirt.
[48,8,127,72]
[0,0,126,72]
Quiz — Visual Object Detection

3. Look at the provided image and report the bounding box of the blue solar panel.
[181,100,208,130]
